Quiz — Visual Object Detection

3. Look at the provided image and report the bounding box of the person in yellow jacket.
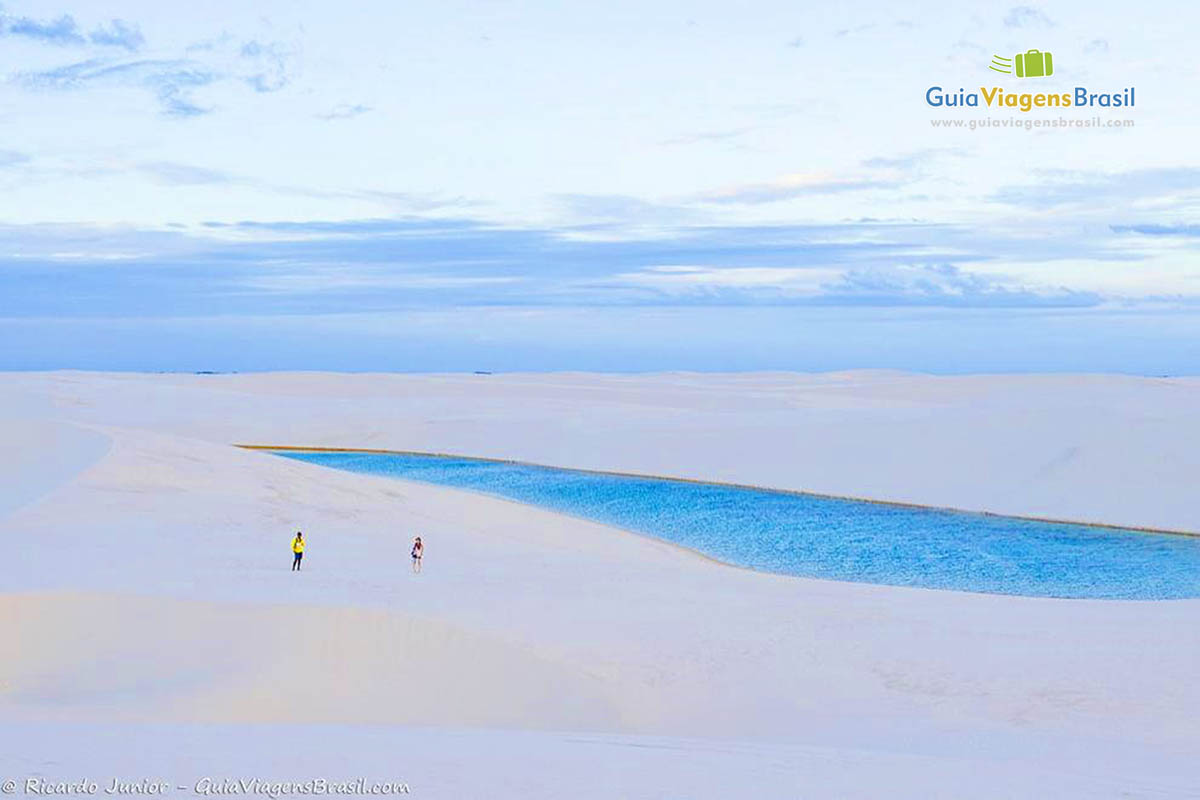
[291,531,305,571]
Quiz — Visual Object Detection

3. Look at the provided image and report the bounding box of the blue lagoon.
[272,450,1200,600]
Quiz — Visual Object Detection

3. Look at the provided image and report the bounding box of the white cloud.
[616,265,842,294]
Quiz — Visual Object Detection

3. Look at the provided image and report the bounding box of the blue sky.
[1,0,1199,372]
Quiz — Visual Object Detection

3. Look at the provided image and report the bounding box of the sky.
[1,0,1199,373]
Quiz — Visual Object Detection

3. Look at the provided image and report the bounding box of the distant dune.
[7,370,1200,530]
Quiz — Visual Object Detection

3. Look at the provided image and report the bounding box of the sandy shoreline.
[240,443,1200,538]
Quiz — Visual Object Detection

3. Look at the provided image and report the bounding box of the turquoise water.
[274,450,1200,599]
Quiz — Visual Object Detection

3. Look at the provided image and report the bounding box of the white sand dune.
[2,592,618,729]
[7,369,1200,530]
[1,371,1198,798]
[0,419,109,519]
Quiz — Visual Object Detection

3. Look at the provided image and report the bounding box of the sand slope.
[0,419,109,518]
